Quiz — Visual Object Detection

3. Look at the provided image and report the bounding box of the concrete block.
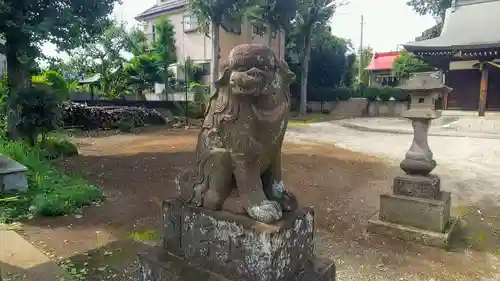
[393,174,440,199]
[138,247,335,281]
[379,192,451,233]
[150,200,335,281]
[0,155,28,194]
[367,214,459,248]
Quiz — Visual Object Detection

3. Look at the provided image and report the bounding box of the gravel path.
[287,122,500,207]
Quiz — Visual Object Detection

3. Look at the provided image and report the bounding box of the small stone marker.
[368,71,459,248]
[0,155,28,194]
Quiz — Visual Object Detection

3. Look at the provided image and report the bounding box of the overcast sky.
[42,0,437,59]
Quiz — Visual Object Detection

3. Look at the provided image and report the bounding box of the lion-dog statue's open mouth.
[176,44,297,224]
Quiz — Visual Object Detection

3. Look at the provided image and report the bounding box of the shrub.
[0,139,102,222]
[393,51,434,79]
[118,118,135,132]
[39,136,79,159]
[32,70,69,100]
[8,85,63,146]
[393,88,409,101]
[0,74,9,133]
[362,86,381,101]
[333,87,352,101]
[378,86,394,101]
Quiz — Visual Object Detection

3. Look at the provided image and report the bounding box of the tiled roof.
[404,0,500,51]
[136,0,187,21]
[365,52,401,71]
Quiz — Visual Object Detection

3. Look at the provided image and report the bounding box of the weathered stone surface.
[0,156,28,194]
[393,174,440,199]
[379,191,451,233]
[400,118,437,176]
[157,199,328,281]
[138,247,335,281]
[367,213,459,248]
[162,200,182,256]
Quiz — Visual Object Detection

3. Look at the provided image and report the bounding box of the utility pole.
[358,14,364,84]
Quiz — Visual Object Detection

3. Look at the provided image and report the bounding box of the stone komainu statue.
[176,44,297,223]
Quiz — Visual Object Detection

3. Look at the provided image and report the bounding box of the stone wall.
[307,99,409,118]
[367,101,408,117]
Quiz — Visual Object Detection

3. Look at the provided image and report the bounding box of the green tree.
[393,51,434,79]
[0,0,117,138]
[245,0,297,46]
[354,46,373,85]
[31,70,69,100]
[189,0,250,93]
[128,28,150,57]
[287,27,353,101]
[125,54,162,100]
[406,0,452,40]
[294,0,338,115]
[82,23,133,98]
[152,16,177,86]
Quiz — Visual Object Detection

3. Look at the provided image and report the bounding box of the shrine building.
[403,0,500,116]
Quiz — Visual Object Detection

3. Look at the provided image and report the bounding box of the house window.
[252,24,267,36]
[152,24,156,41]
[183,14,198,31]
[199,62,211,75]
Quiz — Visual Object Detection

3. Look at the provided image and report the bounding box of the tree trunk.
[299,32,312,116]
[211,22,221,94]
[6,44,29,140]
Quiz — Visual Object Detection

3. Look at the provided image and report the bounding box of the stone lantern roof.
[397,72,453,93]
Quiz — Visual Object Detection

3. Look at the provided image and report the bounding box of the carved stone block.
[0,156,28,194]
[393,174,440,199]
[379,192,451,233]
[138,248,336,281]
[162,200,182,256]
[141,199,335,281]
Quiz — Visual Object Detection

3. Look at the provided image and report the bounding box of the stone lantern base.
[367,174,459,248]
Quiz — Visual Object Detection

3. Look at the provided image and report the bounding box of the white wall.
[142,8,212,62]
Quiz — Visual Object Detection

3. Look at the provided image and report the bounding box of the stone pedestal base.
[380,192,450,232]
[138,249,335,281]
[368,176,458,248]
[367,214,459,248]
[138,199,335,281]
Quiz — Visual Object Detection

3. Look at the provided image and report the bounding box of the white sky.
[42,0,437,59]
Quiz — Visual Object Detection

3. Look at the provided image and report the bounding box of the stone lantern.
[367,71,458,248]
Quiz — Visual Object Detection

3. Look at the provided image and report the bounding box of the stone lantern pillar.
[367,71,459,248]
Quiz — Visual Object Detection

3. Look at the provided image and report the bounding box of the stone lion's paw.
[247,200,283,224]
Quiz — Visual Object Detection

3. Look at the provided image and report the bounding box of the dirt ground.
[14,127,500,281]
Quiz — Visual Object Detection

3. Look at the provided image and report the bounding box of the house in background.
[135,0,285,90]
[0,38,6,76]
[365,51,401,86]
[404,0,500,116]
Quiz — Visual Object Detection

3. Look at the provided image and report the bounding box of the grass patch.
[0,139,102,223]
[289,113,329,124]
[127,229,160,242]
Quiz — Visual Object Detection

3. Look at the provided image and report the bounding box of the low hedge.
[308,86,409,102]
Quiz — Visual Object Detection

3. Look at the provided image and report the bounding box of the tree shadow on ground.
[18,145,500,280]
